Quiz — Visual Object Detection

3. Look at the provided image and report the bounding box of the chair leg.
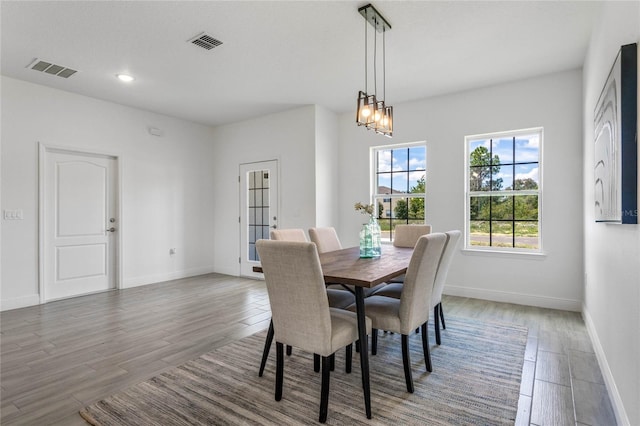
[286,345,292,356]
[345,344,352,374]
[421,322,432,372]
[314,354,320,373]
[275,342,284,401]
[401,334,414,393]
[259,320,274,377]
[439,302,446,329]
[434,305,441,345]
[371,329,378,355]
[319,355,331,423]
[355,339,360,353]
[329,353,335,371]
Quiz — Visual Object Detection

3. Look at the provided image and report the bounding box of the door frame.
[239,159,279,278]
[38,142,124,303]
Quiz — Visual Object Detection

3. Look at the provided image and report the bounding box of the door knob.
[106,227,116,232]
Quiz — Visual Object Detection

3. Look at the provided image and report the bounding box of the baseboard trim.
[1,294,41,311]
[444,285,582,311]
[122,266,215,288]
[582,305,630,426]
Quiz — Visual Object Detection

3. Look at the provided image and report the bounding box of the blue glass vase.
[359,216,382,258]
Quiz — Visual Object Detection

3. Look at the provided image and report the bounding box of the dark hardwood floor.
[0,273,616,425]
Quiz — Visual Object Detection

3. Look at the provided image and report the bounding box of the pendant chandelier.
[356,3,393,137]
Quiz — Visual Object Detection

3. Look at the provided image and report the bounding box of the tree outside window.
[373,143,426,242]
[466,129,542,251]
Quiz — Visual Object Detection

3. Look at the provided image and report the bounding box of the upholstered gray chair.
[259,229,355,377]
[384,224,431,284]
[373,230,460,346]
[429,230,461,344]
[348,233,446,393]
[270,228,307,242]
[309,226,386,297]
[256,239,372,423]
[271,229,355,309]
[392,224,432,248]
[308,227,343,253]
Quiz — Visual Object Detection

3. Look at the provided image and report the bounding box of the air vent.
[27,58,78,78]
[188,32,223,50]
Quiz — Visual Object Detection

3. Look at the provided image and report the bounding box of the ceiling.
[1,1,602,128]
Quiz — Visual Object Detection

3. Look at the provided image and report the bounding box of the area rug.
[80,317,527,425]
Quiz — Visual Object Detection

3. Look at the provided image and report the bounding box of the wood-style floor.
[0,273,616,425]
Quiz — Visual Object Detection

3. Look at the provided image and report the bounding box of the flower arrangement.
[354,202,375,216]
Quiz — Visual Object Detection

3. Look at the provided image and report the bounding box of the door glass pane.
[246,169,270,261]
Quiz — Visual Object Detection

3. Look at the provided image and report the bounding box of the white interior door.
[239,160,278,277]
[43,149,118,301]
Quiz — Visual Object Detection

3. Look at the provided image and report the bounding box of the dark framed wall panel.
[620,43,637,224]
[594,43,637,224]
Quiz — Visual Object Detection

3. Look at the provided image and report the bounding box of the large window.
[466,128,542,252]
[372,143,426,242]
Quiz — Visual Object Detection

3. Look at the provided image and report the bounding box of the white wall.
[210,105,318,276]
[338,69,584,311]
[314,105,339,227]
[1,76,216,310]
[582,2,640,425]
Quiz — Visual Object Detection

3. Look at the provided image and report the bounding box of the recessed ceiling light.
[116,74,135,82]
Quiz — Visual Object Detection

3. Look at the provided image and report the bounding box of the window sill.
[461,248,547,259]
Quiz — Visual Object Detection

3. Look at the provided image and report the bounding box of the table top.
[319,246,413,288]
[253,245,413,289]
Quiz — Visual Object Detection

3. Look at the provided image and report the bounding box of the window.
[372,142,426,242]
[465,128,542,252]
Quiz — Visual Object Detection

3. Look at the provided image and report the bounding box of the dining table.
[253,244,414,419]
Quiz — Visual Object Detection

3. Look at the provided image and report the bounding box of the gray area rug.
[80,317,527,425]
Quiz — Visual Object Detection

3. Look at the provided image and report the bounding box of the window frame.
[371,141,427,243]
[464,128,543,254]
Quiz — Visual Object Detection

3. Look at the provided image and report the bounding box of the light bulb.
[374,111,381,121]
[381,117,389,126]
[116,74,135,82]
[361,108,371,118]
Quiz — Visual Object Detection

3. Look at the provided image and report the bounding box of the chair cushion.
[328,308,372,356]
[372,283,403,299]
[347,295,402,334]
[326,289,356,309]
[327,283,387,297]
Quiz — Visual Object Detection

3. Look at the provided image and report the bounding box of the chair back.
[270,228,307,242]
[399,233,447,334]
[431,230,461,307]
[393,224,432,248]
[255,240,333,355]
[308,227,342,253]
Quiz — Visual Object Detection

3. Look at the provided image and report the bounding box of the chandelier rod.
[373,15,377,98]
[364,9,368,94]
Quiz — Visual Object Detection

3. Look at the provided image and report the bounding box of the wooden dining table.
[253,244,414,419]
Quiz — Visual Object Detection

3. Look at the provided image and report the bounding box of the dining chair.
[429,230,461,344]
[308,227,342,253]
[309,226,387,297]
[270,228,307,242]
[373,230,460,345]
[259,229,355,377]
[348,233,447,393]
[384,224,431,284]
[256,239,372,423]
[271,229,355,308]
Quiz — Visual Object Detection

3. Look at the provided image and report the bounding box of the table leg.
[355,286,371,419]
